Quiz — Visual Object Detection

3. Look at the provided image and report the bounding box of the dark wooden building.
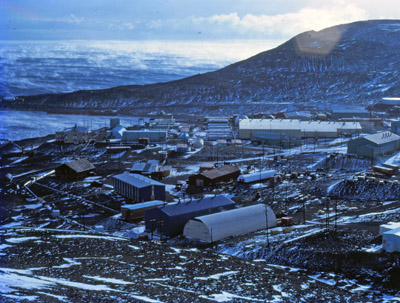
[188,165,240,187]
[55,158,95,180]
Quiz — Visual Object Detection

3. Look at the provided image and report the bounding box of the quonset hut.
[113,173,165,202]
[183,204,276,243]
[145,195,235,237]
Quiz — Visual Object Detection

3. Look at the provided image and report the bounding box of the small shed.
[113,173,165,202]
[121,201,165,220]
[145,195,235,237]
[183,204,276,243]
[55,158,95,180]
[188,165,240,187]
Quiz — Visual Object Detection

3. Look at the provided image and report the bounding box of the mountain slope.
[4,19,400,111]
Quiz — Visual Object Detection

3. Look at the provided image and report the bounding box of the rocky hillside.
[3,19,400,112]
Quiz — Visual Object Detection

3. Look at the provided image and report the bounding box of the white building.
[238,119,361,139]
[183,204,276,243]
[237,170,276,183]
[380,222,400,253]
[55,125,89,144]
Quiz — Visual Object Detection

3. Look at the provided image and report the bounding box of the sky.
[1,0,400,41]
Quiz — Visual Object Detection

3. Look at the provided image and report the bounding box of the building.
[55,125,89,144]
[121,201,165,220]
[112,126,126,139]
[238,119,361,139]
[110,118,120,129]
[183,204,276,243]
[380,222,400,253]
[284,111,312,120]
[188,165,240,187]
[347,132,400,159]
[391,121,400,135]
[330,108,369,119]
[176,143,188,153]
[145,195,235,237]
[251,131,300,148]
[238,170,276,184]
[122,130,167,143]
[192,137,204,148]
[55,158,95,180]
[113,173,165,202]
[131,160,160,176]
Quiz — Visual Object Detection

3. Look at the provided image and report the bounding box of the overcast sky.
[1,0,399,40]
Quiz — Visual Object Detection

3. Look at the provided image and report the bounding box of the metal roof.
[159,195,234,217]
[113,173,164,188]
[362,132,400,145]
[200,165,240,180]
[239,119,361,133]
[184,204,276,242]
[131,162,147,171]
[121,201,165,210]
[62,158,95,173]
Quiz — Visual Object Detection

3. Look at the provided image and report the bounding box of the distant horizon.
[2,0,400,40]
[1,18,400,42]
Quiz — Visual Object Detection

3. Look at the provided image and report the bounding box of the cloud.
[69,14,84,25]
[189,1,368,38]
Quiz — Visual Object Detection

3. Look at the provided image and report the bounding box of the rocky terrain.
[2,20,400,113]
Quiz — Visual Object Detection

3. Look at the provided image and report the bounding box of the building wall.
[113,178,165,202]
[392,121,400,135]
[348,137,400,159]
[122,130,167,143]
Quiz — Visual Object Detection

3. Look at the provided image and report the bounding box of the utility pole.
[266,205,269,247]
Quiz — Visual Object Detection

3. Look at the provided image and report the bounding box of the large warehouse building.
[347,131,400,159]
[238,119,361,139]
[183,204,276,243]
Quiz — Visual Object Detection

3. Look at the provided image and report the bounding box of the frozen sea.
[0,39,281,140]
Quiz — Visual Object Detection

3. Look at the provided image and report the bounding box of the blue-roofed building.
[145,195,235,237]
[113,173,165,202]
